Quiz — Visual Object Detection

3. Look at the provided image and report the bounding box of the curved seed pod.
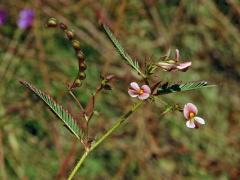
[78,72,86,80]
[46,18,58,27]
[46,17,88,87]
[72,40,81,51]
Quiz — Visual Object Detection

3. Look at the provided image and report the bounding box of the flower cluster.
[128,49,206,129]
[17,9,34,29]
[0,9,7,25]
[157,49,191,72]
[0,8,34,28]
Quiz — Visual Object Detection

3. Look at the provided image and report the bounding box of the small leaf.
[102,24,145,77]
[20,80,81,139]
[157,81,215,95]
[162,82,169,89]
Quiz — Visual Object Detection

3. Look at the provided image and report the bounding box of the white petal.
[128,90,138,97]
[130,82,140,91]
[186,120,195,128]
[194,117,205,124]
[157,62,177,71]
[183,103,198,119]
[141,85,151,94]
[138,93,150,100]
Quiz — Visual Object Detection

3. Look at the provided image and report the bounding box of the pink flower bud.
[157,49,192,72]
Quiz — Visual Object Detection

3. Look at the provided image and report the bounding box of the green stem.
[67,150,89,180]
[67,100,144,180]
[160,106,173,116]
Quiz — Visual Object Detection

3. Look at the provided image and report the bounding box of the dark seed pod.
[77,51,85,62]
[103,84,112,90]
[59,22,67,30]
[79,62,87,71]
[72,40,81,51]
[78,72,86,80]
[46,18,58,27]
[65,30,74,40]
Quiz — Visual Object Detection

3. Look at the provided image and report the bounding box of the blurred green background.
[0,0,240,179]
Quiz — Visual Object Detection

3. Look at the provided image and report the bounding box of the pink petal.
[141,85,151,94]
[128,89,138,97]
[138,93,150,100]
[194,117,205,124]
[183,103,198,119]
[158,62,177,71]
[130,82,140,91]
[186,120,196,128]
[177,62,192,71]
[175,49,180,62]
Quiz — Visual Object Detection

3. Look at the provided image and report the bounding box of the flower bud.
[72,40,81,51]
[46,18,58,27]
[78,72,86,80]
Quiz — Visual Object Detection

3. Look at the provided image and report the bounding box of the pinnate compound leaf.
[20,80,81,139]
[102,24,144,77]
[157,81,215,95]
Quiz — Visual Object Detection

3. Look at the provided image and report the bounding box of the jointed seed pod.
[77,51,85,62]
[65,30,74,40]
[59,22,67,30]
[78,72,86,80]
[46,17,88,85]
[72,40,81,51]
[46,18,58,27]
[79,62,87,71]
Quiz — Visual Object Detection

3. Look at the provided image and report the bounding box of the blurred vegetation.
[0,0,240,179]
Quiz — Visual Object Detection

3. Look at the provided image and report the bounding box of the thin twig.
[68,90,85,112]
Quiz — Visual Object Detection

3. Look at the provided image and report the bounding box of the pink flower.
[128,82,151,100]
[157,49,191,72]
[183,103,205,129]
